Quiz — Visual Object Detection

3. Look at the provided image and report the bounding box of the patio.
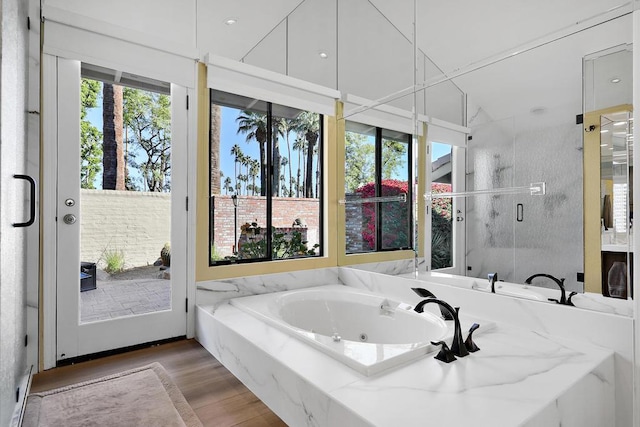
[80,267,171,323]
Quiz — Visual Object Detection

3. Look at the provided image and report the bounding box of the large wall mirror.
[201,1,634,312]
[414,6,633,304]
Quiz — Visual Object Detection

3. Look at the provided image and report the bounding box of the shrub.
[104,249,125,273]
[356,179,410,250]
[431,183,452,269]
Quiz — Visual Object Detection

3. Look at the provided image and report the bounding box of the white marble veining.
[346,259,422,276]
[339,268,633,427]
[407,271,634,316]
[197,299,614,427]
[196,267,340,309]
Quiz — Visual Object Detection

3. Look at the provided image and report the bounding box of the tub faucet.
[414,298,469,358]
[524,273,572,305]
[488,272,498,293]
[411,288,454,320]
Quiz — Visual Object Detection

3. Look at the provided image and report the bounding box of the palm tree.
[292,136,306,198]
[276,118,294,197]
[236,111,268,196]
[280,157,289,196]
[210,103,221,194]
[223,177,232,195]
[292,112,320,198]
[230,144,242,195]
[249,159,260,196]
[102,83,125,190]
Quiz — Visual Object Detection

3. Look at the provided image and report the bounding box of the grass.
[103,249,125,274]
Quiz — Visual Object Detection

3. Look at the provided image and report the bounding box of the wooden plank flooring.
[30,339,287,427]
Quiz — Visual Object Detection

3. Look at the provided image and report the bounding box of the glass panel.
[345,122,376,253]
[600,111,633,298]
[431,142,453,269]
[210,90,269,263]
[271,105,322,260]
[79,77,172,323]
[380,129,411,250]
[209,91,322,263]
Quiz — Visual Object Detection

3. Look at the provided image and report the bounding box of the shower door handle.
[516,204,524,222]
[13,174,36,227]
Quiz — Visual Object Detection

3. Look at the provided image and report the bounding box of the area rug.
[23,362,202,427]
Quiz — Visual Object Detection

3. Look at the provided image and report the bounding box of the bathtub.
[229,285,449,376]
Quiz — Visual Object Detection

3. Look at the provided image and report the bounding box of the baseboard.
[11,364,33,427]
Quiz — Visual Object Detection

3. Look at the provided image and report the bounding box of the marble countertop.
[199,301,614,427]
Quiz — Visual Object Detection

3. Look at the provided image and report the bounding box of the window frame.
[345,121,413,254]
[208,89,324,266]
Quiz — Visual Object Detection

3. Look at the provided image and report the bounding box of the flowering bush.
[356,179,409,250]
[431,183,452,219]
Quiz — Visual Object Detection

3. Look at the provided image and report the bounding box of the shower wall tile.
[466,117,516,281]
[466,109,584,292]
[513,118,584,292]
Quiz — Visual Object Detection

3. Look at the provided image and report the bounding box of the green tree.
[382,139,407,179]
[292,112,319,198]
[275,118,294,197]
[344,131,375,192]
[80,79,102,189]
[292,135,306,197]
[236,111,267,196]
[123,87,171,192]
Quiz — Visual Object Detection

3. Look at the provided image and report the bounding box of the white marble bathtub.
[230,285,448,375]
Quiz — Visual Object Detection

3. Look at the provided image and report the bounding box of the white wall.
[80,190,171,270]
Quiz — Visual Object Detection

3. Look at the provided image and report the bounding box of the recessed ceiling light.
[614,121,627,126]
[611,77,621,83]
[600,143,608,147]
[601,129,609,133]
[318,51,329,59]
[224,17,238,25]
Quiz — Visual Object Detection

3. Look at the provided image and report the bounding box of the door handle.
[13,174,36,227]
[516,203,524,222]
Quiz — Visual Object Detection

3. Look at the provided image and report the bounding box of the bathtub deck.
[196,303,615,427]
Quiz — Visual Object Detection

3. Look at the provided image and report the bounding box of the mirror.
[599,111,633,299]
[413,7,633,304]
[215,1,634,311]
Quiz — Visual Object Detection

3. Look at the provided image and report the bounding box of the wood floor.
[30,339,287,427]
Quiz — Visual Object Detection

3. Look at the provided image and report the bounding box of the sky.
[219,106,312,195]
[87,89,451,192]
[85,87,154,191]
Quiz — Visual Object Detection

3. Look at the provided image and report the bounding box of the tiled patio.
[80,277,171,323]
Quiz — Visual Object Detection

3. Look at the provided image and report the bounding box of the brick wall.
[80,189,170,269]
[345,193,368,253]
[211,195,320,258]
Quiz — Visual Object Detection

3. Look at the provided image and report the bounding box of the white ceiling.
[199,0,634,125]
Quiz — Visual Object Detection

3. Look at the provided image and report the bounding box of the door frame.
[41,53,194,368]
[424,122,468,275]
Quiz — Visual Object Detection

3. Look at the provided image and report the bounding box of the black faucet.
[411,288,454,320]
[524,273,573,306]
[488,272,498,293]
[414,298,469,358]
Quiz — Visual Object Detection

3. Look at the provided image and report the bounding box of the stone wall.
[80,189,170,269]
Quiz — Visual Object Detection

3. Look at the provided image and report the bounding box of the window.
[209,90,323,265]
[344,121,413,253]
